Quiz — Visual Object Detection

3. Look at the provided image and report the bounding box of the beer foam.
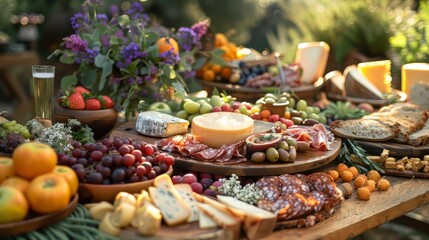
[33,72,55,78]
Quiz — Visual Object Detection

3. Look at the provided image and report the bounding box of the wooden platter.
[120,222,225,240]
[199,77,324,103]
[326,89,407,108]
[355,140,429,157]
[0,194,78,237]
[110,120,341,176]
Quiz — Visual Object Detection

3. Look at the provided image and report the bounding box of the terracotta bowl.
[78,166,173,203]
[53,104,118,139]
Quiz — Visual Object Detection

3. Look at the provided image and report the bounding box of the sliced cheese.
[114,192,137,208]
[357,60,392,93]
[324,70,345,95]
[216,195,277,240]
[148,186,191,226]
[88,201,114,221]
[136,111,189,137]
[174,184,200,222]
[99,212,121,237]
[197,203,242,240]
[344,65,384,100]
[295,41,330,84]
[137,203,162,236]
[191,112,254,148]
[402,63,429,96]
[199,210,218,229]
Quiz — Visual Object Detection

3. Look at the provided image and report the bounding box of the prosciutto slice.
[285,124,331,151]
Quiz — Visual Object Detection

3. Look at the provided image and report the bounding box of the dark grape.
[122,154,136,167]
[100,167,112,178]
[131,150,142,160]
[159,162,169,173]
[154,153,166,164]
[152,166,161,176]
[86,143,97,152]
[125,166,136,177]
[171,175,183,184]
[74,167,85,181]
[138,156,146,164]
[200,178,214,189]
[88,172,103,184]
[190,182,203,194]
[145,156,154,164]
[203,188,216,197]
[141,161,152,173]
[111,168,126,183]
[135,165,147,177]
[68,157,78,166]
[146,170,157,179]
[129,174,140,183]
[102,138,113,147]
[101,155,113,167]
[127,144,135,152]
[77,158,88,166]
[118,145,130,156]
[164,155,175,166]
[96,144,108,154]
[94,163,103,172]
[71,163,84,170]
[72,141,82,149]
[122,138,130,145]
[102,179,111,185]
[200,173,213,180]
[113,154,122,166]
[139,175,148,182]
[59,155,70,165]
[143,145,154,156]
[132,143,141,151]
[80,150,88,158]
[212,181,222,188]
[90,150,103,161]
[113,138,123,149]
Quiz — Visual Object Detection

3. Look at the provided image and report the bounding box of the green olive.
[266,147,279,162]
[319,115,328,124]
[278,141,289,151]
[312,106,321,114]
[264,93,277,100]
[291,116,303,125]
[308,113,320,121]
[250,152,266,163]
[288,97,296,109]
[299,111,308,120]
[265,97,276,104]
[285,137,297,148]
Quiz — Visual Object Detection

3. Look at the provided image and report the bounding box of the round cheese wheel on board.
[191,112,254,148]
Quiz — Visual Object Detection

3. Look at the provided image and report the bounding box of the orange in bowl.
[156,37,179,55]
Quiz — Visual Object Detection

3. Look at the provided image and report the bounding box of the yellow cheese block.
[357,60,392,93]
[191,112,254,148]
[401,63,429,96]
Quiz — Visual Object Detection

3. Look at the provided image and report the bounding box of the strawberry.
[73,86,91,95]
[85,98,101,110]
[100,95,115,109]
[67,93,85,110]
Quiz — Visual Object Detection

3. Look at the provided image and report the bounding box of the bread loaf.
[410,83,429,111]
[330,119,398,141]
[409,119,429,146]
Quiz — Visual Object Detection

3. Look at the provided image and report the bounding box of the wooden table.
[262,173,429,239]
[0,51,39,120]
[110,122,429,239]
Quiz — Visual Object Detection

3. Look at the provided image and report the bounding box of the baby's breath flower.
[218,174,262,205]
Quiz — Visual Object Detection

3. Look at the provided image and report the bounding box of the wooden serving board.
[326,89,407,108]
[0,194,78,237]
[110,121,341,176]
[355,140,429,157]
[120,222,225,240]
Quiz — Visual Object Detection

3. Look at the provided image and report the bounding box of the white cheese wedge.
[295,41,330,84]
[191,112,254,148]
[344,65,384,100]
[174,184,200,222]
[199,210,218,229]
[148,186,192,226]
[135,111,189,137]
[197,203,242,240]
[216,195,277,240]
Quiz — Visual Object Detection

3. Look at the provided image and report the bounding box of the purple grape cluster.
[57,137,175,184]
[0,133,26,154]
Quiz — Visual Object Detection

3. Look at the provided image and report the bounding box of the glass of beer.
[32,65,55,125]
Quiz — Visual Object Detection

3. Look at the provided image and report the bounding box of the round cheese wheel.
[191,112,254,148]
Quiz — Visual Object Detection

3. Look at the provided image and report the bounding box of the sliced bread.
[330,119,399,141]
[408,118,429,146]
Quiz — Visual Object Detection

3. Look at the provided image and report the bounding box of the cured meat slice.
[278,174,310,195]
[256,177,282,201]
[275,193,311,221]
[306,172,337,197]
[178,143,208,156]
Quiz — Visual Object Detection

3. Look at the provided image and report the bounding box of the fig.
[246,133,283,154]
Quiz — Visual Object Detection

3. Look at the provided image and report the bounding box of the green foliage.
[390,0,429,64]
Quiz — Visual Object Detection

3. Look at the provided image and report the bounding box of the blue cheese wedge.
[135,111,189,137]
[174,184,200,222]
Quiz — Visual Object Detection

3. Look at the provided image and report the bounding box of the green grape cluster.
[1,120,31,139]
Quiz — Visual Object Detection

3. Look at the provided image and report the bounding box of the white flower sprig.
[218,174,263,205]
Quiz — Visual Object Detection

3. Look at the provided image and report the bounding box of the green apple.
[183,101,201,114]
[176,110,188,120]
[199,104,213,114]
[148,102,173,114]
[0,186,29,224]
[210,95,223,107]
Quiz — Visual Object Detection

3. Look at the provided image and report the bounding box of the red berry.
[85,98,102,110]
[100,95,115,109]
[136,165,147,177]
[221,103,231,112]
[67,93,85,110]
[143,145,154,156]
[73,86,91,95]
[268,114,280,122]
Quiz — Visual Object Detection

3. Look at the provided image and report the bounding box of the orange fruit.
[53,166,79,196]
[215,33,228,47]
[1,177,30,193]
[260,109,271,119]
[220,67,232,79]
[156,37,179,55]
[0,157,14,184]
[202,69,216,81]
[25,173,71,214]
[0,186,29,224]
[210,64,222,74]
[12,142,57,180]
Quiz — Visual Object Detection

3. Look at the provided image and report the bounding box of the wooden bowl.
[78,166,173,203]
[200,77,324,104]
[0,194,78,237]
[53,104,118,139]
